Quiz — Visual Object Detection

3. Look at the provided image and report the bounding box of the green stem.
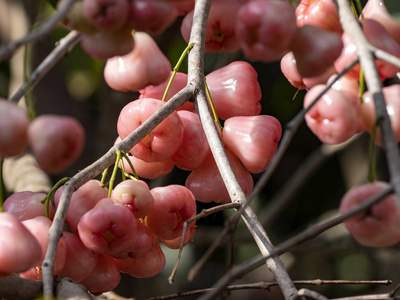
[358,66,365,102]
[204,77,223,131]
[41,177,69,218]
[100,167,109,185]
[121,152,139,180]
[161,44,193,102]
[107,150,122,198]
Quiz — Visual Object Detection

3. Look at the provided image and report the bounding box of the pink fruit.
[0,212,42,277]
[83,0,129,31]
[28,115,85,174]
[236,0,297,62]
[80,254,121,295]
[80,28,134,60]
[169,0,194,15]
[60,0,97,34]
[339,181,400,247]
[0,99,29,157]
[303,84,361,144]
[117,98,184,162]
[222,115,282,174]
[296,0,342,34]
[114,237,166,278]
[104,32,171,92]
[172,110,211,171]
[77,200,137,256]
[360,84,400,146]
[185,149,254,203]
[206,61,262,120]
[139,71,194,111]
[334,19,400,81]
[160,222,195,249]
[111,179,154,218]
[3,191,47,221]
[181,0,244,52]
[121,153,175,179]
[20,216,67,280]
[362,0,400,44]
[291,25,343,78]
[127,0,178,35]
[145,185,196,241]
[54,179,108,233]
[58,231,99,283]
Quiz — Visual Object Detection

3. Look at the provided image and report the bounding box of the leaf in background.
[384,0,400,23]
[46,0,59,9]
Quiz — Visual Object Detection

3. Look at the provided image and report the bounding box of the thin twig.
[0,0,77,61]
[9,30,81,103]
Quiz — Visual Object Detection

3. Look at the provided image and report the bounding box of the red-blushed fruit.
[58,231,99,283]
[80,28,134,60]
[77,199,137,257]
[363,0,400,44]
[121,152,175,179]
[0,99,30,157]
[82,0,129,31]
[169,0,194,15]
[185,149,254,203]
[296,0,342,34]
[205,61,262,120]
[127,0,178,35]
[139,71,194,111]
[79,254,121,295]
[104,32,171,92]
[0,212,42,277]
[28,115,85,174]
[145,185,196,241]
[160,221,196,249]
[360,84,400,146]
[291,25,343,78]
[114,237,165,278]
[117,98,184,162]
[339,181,400,247]
[112,219,154,259]
[20,216,67,280]
[181,0,244,52]
[303,84,361,144]
[280,51,336,90]
[236,0,297,62]
[60,0,97,34]
[172,110,211,171]
[222,115,282,174]
[111,179,154,218]
[3,191,47,221]
[54,179,108,233]
[334,19,400,81]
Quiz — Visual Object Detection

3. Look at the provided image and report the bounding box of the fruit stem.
[100,167,109,185]
[358,66,365,102]
[120,152,139,180]
[41,177,69,218]
[108,150,122,198]
[204,77,223,131]
[162,44,193,102]
[0,156,4,212]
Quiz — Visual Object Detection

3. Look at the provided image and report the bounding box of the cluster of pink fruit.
[0,99,84,174]
[280,0,400,146]
[1,179,196,295]
[114,60,282,203]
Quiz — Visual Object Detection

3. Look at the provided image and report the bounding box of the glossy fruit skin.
[185,148,254,203]
[145,185,197,241]
[20,216,67,280]
[28,115,85,174]
[206,61,262,120]
[339,181,400,247]
[0,212,42,277]
[117,98,184,162]
[236,0,297,62]
[222,115,282,174]
[3,191,47,221]
[83,0,130,31]
[0,99,30,158]
[104,32,171,92]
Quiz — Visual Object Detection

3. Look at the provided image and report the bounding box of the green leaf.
[46,0,59,9]
[384,0,400,23]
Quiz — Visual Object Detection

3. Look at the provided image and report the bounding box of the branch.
[0,0,77,62]
[336,0,400,212]
[9,30,81,103]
